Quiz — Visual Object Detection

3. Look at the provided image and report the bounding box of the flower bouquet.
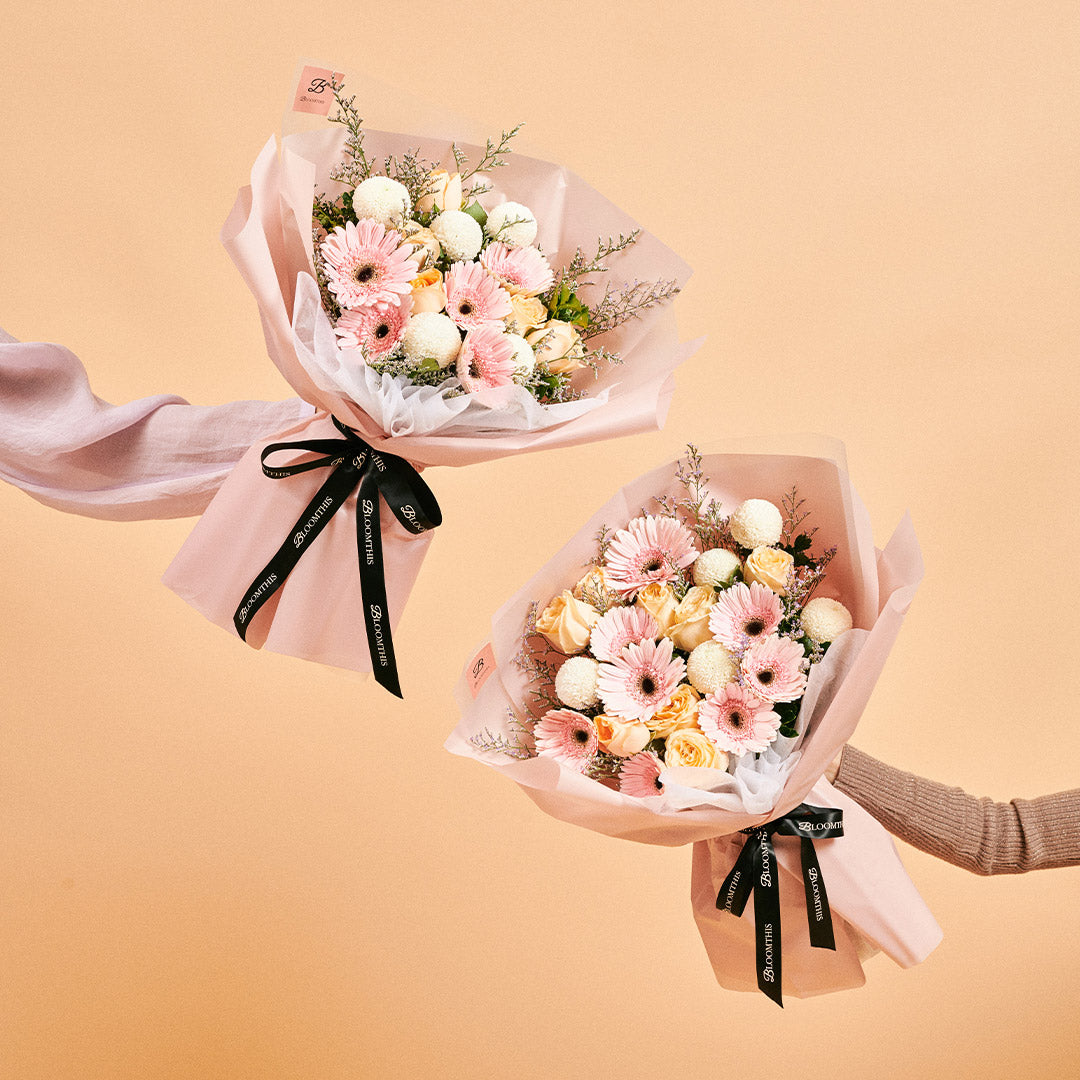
[0,70,694,694]
[447,441,942,1004]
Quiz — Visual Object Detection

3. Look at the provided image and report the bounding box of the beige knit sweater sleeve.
[833,746,1080,875]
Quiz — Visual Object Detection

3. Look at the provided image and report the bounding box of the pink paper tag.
[292,66,343,116]
[466,643,497,698]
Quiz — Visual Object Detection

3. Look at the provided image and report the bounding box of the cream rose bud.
[506,294,547,335]
[527,321,587,375]
[555,656,600,710]
[743,546,795,596]
[595,714,651,758]
[647,684,701,738]
[409,268,447,314]
[664,729,728,770]
[573,566,616,608]
[401,222,441,270]
[729,498,784,549]
[667,586,717,652]
[536,590,602,654]
[635,582,679,635]
[801,597,853,644]
[693,547,741,590]
[485,200,538,247]
[415,169,464,215]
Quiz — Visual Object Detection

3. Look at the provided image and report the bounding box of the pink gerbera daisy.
[698,683,782,756]
[533,709,598,768]
[590,605,660,663]
[604,515,699,599]
[740,636,807,703]
[619,751,666,798]
[479,242,554,297]
[708,582,783,653]
[444,261,513,329]
[333,297,409,359]
[597,637,686,723]
[456,325,516,393]
[319,219,419,310]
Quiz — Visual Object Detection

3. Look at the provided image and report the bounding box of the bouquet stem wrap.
[231,417,442,695]
[448,439,942,999]
[716,803,843,1007]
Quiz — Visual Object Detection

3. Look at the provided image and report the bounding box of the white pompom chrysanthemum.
[686,641,738,695]
[402,312,462,368]
[800,597,853,644]
[555,656,601,710]
[729,499,783,549]
[351,176,412,230]
[692,548,741,589]
[430,210,484,261]
[505,333,535,377]
[485,201,538,248]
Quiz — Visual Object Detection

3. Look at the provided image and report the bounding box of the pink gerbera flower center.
[597,637,686,723]
[709,582,784,653]
[319,219,418,311]
[444,261,513,330]
[740,635,808,703]
[604,515,699,599]
[457,324,516,393]
[698,684,781,756]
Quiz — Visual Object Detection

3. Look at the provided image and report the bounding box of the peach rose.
[416,169,464,215]
[536,591,601,654]
[526,320,587,374]
[635,582,679,635]
[667,586,717,651]
[409,268,447,314]
[647,684,701,738]
[401,223,441,270]
[664,729,727,770]
[573,566,615,608]
[743,546,795,595]
[506,294,547,334]
[595,714,651,758]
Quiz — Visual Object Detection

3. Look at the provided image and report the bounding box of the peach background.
[2,3,1079,1078]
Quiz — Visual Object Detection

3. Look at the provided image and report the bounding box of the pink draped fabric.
[0,329,309,521]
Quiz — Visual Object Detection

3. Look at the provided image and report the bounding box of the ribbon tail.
[800,836,836,951]
[233,461,361,640]
[716,833,758,917]
[752,832,784,1008]
[356,471,402,698]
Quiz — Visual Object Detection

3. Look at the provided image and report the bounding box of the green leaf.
[463,200,488,227]
[782,532,816,568]
[774,700,801,740]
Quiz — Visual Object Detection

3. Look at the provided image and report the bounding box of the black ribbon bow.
[232,416,441,697]
[716,802,844,1007]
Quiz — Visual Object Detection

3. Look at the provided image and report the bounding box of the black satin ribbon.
[232,417,441,697]
[716,803,844,1007]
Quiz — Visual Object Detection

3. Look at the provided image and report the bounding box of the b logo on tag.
[292,65,343,117]
[467,643,497,698]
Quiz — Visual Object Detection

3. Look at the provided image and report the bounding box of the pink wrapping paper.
[161,124,696,674]
[447,440,942,999]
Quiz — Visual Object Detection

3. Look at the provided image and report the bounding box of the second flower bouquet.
[448,441,942,1004]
